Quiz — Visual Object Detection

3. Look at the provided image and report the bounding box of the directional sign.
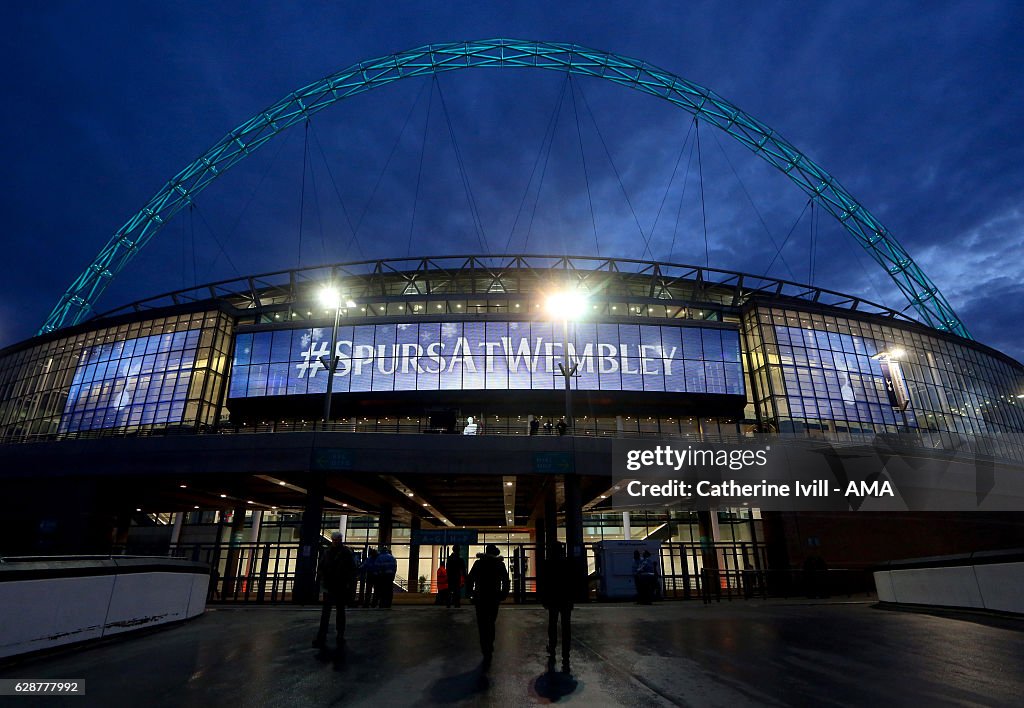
[411,529,479,545]
[534,452,573,474]
[311,448,353,471]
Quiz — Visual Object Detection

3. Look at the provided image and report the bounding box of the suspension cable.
[575,82,653,257]
[309,121,364,261]
[809,199,817,285]
[569,77,600,257]
[347,80,428,260]
[710,129,799,282]
[297,119,310,270]
[435,77,490,254]
[299,126,327,263]
[669,123,698,263]
[191,201,242,278]
[762,198,811,277]
[523,76,571,252]
[695,119,710,268]
[651,118,695,261]
[406,79,435,257]
[504,74,569,253]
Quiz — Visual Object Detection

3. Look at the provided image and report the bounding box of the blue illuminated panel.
[60,329,200,432]
[229,322,744,397]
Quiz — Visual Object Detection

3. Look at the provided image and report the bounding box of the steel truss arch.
[40,38,970,338]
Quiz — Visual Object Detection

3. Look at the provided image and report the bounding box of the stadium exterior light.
[318,285,343,423]
[547,289,588,435]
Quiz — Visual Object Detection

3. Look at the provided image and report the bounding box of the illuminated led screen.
[229,322,744,397]
[59,329,200,432]
[774,325,916,426]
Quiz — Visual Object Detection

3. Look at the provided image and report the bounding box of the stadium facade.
[2,254,1023,600]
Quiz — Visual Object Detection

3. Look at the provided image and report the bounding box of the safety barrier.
[873,549,1024,614]
[0,556,209,660]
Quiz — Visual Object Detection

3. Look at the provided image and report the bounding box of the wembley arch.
[41,38,970,339]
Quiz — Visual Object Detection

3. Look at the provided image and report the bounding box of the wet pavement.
[3,600,1023,706]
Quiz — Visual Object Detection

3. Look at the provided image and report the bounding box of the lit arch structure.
[41,38,971,339]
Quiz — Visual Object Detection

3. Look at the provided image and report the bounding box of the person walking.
[435,561,449,605]
[467,544,510,669]
[376,547,398,608]
[313,532,357,649]
[540,543,574,672]
[555,417,567,436]
[529,416,539,436]
[446,545,466,608]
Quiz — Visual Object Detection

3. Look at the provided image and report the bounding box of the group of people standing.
[434,545,466,607]
[358,546,398,609]
[528,416,568,436]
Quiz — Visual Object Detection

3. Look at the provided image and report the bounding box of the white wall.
[873,561,1024,615]
[0,561,207,659]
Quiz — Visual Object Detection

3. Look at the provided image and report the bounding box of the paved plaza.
[3,600,1023,706]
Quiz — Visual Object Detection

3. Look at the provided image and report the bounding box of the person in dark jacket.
[540,543,574,671]
[360,548,379,607]
[313,532,357,648]
[467,544,510,668]
[446,545,466,608]
[375,547,398,608]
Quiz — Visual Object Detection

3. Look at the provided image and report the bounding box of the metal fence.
[105,537,871,604]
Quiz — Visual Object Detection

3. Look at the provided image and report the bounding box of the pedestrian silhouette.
[313,532,357,649]
[467,544,510,669]
[376,546,398,608]
[540,543,574,672]
[360,548,378,607]
[446,545,465,608]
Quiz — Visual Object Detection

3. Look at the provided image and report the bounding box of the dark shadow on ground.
[427,666,491,704]
[530,669,579,702]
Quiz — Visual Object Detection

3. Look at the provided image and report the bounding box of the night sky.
[3,2,1022,361]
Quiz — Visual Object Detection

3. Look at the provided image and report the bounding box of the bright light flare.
[319,286,342,310]
[546,290,588,320]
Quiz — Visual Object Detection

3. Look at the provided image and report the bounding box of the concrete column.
[563,474,587,603]
[408,516,422,593]
[616,415,625,436]
[248,510,263,543]
[622,511,632,541]
[378,506,393,548]
[338,514,348,542]
[294,473,326,604]
[170,512,184,547]
[223,505,247,597]
[698,509,721,600]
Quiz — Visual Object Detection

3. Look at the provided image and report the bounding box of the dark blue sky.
[3,2,1022,361]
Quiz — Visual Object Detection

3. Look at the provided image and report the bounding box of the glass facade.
[0,311,233,442]
[0,269,1020,459]
[228,321,745,397]
[747,306,1024,450]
